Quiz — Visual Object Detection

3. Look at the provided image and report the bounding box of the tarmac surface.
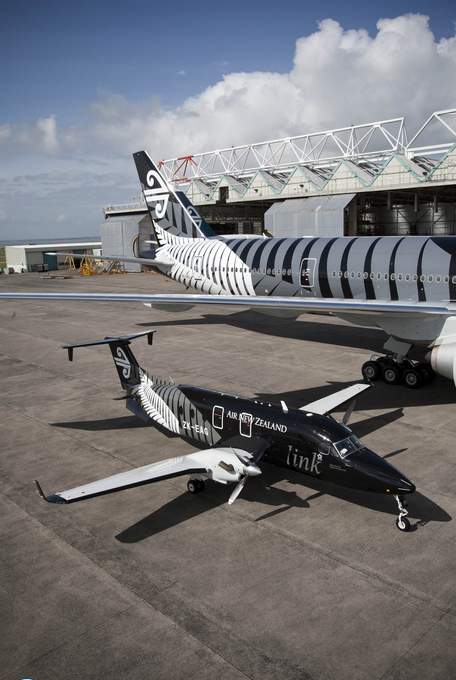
[1,270,456,680]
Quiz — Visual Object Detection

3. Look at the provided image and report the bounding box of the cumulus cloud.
[1,14,455,163]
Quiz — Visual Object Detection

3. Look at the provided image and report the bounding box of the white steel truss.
[159,118,408,182]
[406,109,456,157]
[157,110,456,185]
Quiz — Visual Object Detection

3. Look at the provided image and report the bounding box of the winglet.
[34,480,68,504]
[35,480,47,500]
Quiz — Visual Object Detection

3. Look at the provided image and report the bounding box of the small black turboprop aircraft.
[35,331,415,530]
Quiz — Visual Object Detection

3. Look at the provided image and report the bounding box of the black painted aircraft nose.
[347,449,416,494]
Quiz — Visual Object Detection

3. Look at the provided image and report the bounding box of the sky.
[1,0,455,241]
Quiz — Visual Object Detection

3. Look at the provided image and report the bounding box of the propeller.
[227,440,271,505]
[342,399,357,426]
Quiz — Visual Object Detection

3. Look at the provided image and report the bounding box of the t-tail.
[133,151,215,246]
[62,330,155,390]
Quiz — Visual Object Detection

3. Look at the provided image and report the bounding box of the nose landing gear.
[394,494,411,531]
[361,354,435,389]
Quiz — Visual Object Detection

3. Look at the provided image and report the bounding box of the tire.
[362,360,380,381]
[187,479,199,494]
[396,517,410,532]
[381,363,402,385]
[416,362,436,384]
[197,479,205,492]
[403,368,423,389]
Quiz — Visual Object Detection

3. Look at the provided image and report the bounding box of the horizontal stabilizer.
[300,383,371,415]
[62,330,155,360]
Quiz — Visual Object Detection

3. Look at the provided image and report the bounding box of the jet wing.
[300,383,372,415]
[35,454,208,504]
[0,291,453,316]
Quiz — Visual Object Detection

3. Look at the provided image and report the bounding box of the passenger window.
[240,413,252,437]
[213,406,224,429]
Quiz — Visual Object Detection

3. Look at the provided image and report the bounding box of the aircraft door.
[300,258,317,289]
[193,257,203,280]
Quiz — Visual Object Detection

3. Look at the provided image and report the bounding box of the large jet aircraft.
[35,330,415,530]
[3,150,456,388]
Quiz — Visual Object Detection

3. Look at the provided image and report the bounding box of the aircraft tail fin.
[62,330,155,389]
[133,151,215,246]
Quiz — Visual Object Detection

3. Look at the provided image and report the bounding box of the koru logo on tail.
[143,170,169,219]
[187,206,202,230]
[114,347,131,379]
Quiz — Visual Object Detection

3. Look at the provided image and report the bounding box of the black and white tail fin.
[62,330,155,390]
[133,151,215,246]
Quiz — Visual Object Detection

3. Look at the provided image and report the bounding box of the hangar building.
[5,241,102,274]
[101,109,456,258]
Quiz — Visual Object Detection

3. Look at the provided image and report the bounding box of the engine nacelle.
[430,316,456,385]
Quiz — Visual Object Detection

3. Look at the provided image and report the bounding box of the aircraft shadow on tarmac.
[137,313,456,406]
[138,309,387,353]
[255,376,456,410]
[115,463,451,544]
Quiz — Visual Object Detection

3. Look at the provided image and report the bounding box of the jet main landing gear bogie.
[361,354,435,389]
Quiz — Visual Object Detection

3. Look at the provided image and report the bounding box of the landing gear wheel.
[396,517,410,532]
[381,364,402,385]
[197,479,205,492]
[403,367,423,389]
[362,360,380,381]
[416,362,436,384]
[187,479,199,494]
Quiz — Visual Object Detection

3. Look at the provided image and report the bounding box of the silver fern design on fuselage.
[131,368,180,434]
[129,368,221,446]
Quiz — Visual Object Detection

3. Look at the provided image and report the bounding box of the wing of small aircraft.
[300,383,372,415]
[35,446,262,504]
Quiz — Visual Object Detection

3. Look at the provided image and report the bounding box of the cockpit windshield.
[333,435,364,459]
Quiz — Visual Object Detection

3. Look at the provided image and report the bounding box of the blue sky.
[1,1,455,240]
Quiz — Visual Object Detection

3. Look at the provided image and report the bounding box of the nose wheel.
[394,494,410,531]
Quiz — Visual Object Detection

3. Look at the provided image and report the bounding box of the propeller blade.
[342,399,356,425]
[228,476,248,505]
[252,437,271,464]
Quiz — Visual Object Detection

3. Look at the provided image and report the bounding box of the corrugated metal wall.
[265,195,355,237]
[101,215,150,271]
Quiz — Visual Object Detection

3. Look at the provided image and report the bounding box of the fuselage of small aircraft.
[163,384,415,497]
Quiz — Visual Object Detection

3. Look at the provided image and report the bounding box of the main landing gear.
[394,495,410,531]
[187,478,205,494]
[361,354,436,389]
